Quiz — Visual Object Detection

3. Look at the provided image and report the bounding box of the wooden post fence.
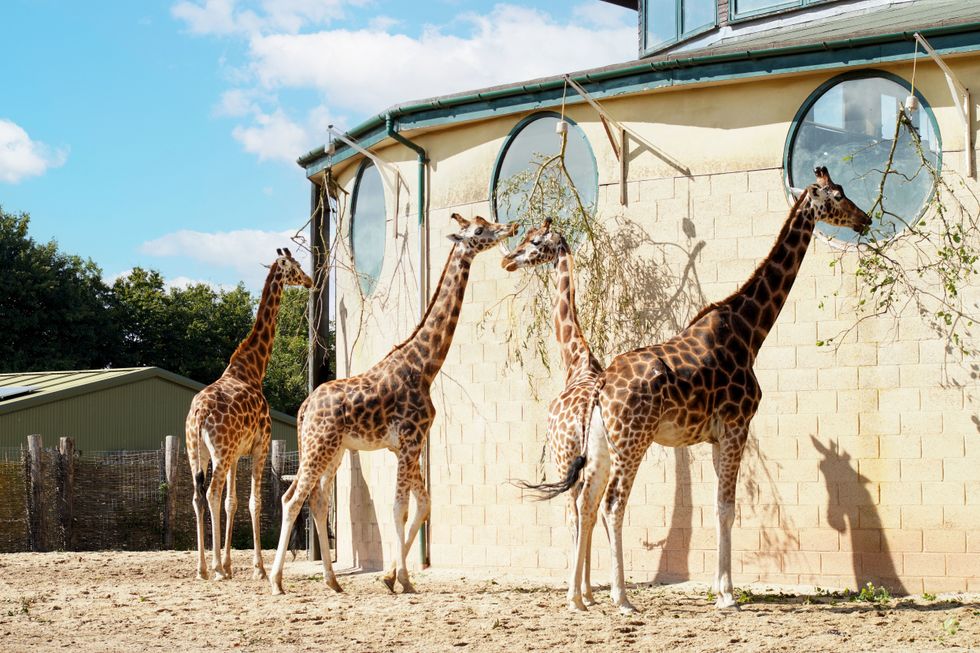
[58,436,75,550]
[162,435,180,549]
[26,434,45,552]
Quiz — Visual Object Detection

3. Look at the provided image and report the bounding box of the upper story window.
[730,0,831,22]
[785,71,941,243]
[350,160,387,296]
[643,0,716,53]
[491,112,598,245]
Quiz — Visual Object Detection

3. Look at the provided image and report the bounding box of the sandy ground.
[0,550,978,652]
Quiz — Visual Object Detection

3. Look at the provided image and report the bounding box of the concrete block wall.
[326,62,980,594]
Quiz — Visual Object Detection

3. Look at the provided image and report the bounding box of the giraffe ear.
[789,187,805,200]
[283,247,292,258]
[447,233,464,243]
[276,248,283,256]
[543,217,553,231]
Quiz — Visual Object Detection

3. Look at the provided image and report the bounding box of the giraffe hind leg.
[309,455,343,592]
[189,443,210,580]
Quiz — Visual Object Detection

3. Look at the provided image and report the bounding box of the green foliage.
[943,616,960,636]
[1,207,331,416]
[0,208,119,371]
[819,109,980,359]
[111,268,254,384]
[485,135,706,384]
[854,581,892,605]
[264,287,324,416]
[922,592,937,601]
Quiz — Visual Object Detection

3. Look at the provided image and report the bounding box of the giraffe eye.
[531,237,542,246]
[474,227,484,236]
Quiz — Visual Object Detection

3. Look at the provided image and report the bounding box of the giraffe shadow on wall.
[811,435,907,594]
[347,450,383,571]
[648,447,693,583]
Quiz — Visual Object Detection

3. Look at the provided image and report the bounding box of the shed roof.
[0,368,297,425]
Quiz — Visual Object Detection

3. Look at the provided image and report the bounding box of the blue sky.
[1,1,635,290]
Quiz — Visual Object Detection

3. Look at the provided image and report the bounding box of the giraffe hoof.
[196,571,209,581]
[326,578,343,593]
[567,599,588,612]
[582,594,597,606]
[213,570,229,581]
[270,583,285,596]
[715,595,739,610]
[617,602,639,615]
[382,574,396,593]
[252,569,267,581]
[399,581,417,594]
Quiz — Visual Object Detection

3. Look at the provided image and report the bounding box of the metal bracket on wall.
[327,126,407,232]
[564,75,691,205]
[914,33,975,178]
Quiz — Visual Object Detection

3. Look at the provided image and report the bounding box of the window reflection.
[788,76,941,242]
[493,114,597,246]
[350,162,386,295]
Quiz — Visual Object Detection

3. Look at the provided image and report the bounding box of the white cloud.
[0,119,68,184]
[140,228,311,288]
[172,0,366,36]
[175,2,637,164]
[246,5,637,115]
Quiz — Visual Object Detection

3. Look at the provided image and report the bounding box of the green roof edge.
[297,20,980,175]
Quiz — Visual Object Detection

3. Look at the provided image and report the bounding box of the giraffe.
[185,248,312,581]
[550,167,870,613]
[269,214,517,596]
[501,218,605,604]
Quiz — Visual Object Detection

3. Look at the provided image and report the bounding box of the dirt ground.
[0,551,978,652]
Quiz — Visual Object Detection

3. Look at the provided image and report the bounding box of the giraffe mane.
[229,258,282,363]
[386,243,460,355]
[684,189,810,328]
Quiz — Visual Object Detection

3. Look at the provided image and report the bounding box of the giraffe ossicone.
[185,248,312,582]
[541,166,869,613]
[268,214,516,596]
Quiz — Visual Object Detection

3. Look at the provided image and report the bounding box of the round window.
[350,161,386,296]
[492,113,597,245]
[786,72,941,242]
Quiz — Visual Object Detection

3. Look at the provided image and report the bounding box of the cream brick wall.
[322,58,980,594]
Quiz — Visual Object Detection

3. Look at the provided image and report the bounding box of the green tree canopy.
[0,207,119,370]
[111,268,254,384]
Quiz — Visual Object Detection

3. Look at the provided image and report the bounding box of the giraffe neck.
[727,200,815,358]
[552,241,598,382]
[397,244,473,385]
[226,262,284,384]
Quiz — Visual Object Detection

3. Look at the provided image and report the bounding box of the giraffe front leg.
[712,426,748,610]
[383,452,423,593]
[222,465,238,578]
[249,448,268,580]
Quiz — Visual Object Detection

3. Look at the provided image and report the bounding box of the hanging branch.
[818,107,980,362]
[482,129,707,393]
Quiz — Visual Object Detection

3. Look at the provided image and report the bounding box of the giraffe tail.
[511,455,586,501]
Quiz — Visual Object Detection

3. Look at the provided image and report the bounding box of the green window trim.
[782,69,943,244]
[640,0,718,57]
[350,159,388,296]
[728,0,835,24]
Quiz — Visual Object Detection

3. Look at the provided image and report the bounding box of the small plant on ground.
[854,582,891,605]
[922,592,937,601]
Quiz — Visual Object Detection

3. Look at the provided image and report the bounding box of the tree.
[0,207,119,371]
[111,268,254,383]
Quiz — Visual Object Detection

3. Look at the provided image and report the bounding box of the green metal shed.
[0,368,297,451]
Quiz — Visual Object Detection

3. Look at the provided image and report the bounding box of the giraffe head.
[500,217,562,271]
[447,213,517,254]
[274,248,313,288]
[793,166,871,234]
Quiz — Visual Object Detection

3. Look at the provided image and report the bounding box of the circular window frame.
[782,69,943,247]
[489,111,599,223]
[349,158,388,297]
